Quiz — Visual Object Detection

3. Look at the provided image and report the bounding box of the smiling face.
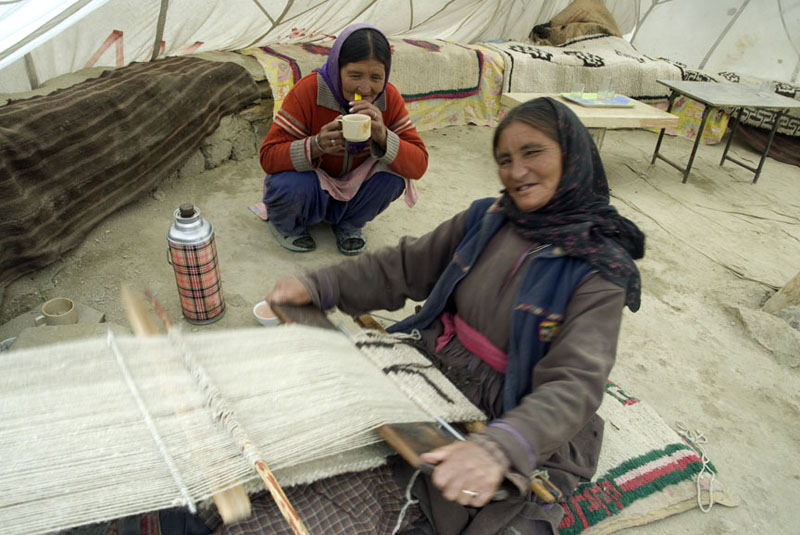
[494,121,563,212]
[339,58,386,103]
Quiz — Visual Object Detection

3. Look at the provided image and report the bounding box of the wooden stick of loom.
[122,286,252,524]
[141,288,311,535]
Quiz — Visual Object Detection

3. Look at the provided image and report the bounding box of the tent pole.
[24,53,39,90]
[150,0,170,61]
[698,0,750,70]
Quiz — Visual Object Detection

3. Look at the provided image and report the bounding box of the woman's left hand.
[349,100,387,148]
[419,440,505,507]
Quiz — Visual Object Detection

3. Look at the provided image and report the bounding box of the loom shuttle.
[435,416,465,441]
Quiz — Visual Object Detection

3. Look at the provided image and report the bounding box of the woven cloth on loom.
[0,325,484,535]
[485,35,683,99]
[30,329,736,535]
[238,40,504,132]
[0,56,260,288]
[58,365,736,535]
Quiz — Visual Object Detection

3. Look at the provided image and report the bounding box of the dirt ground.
[2,124,799,534]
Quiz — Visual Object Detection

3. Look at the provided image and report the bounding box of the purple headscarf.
[313,24,392,154]
[314,23,391,110]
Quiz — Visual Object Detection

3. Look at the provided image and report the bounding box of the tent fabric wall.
[0,0,562,94]
[631,0,800,85]
[3,0,799,95]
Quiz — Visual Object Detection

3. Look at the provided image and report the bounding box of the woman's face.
[340,58,386,102]
[494,121,563,212]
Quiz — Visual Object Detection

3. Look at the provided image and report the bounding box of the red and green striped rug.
[558,381,735,534]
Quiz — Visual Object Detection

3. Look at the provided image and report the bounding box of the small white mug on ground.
[253,300,281,327]
[35,297,79,326]
[338,113,371,142]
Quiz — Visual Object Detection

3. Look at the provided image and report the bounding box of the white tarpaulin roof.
[1,0,798,94]
[630,0,800,84]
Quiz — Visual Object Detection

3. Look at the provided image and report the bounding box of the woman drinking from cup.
[260,23,428,255]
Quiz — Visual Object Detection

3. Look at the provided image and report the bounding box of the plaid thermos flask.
[167,204,225,324]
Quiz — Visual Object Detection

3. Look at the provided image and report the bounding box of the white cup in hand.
[338,114,371,142]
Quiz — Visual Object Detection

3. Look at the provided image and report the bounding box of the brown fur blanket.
[530,0,622,46]
[0,56,259,288]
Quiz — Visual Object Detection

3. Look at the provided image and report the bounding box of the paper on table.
[560,93,635,108]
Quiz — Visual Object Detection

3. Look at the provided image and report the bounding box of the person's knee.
[386,173,406,199]
[264,171,318,205]
[371,172,405,201]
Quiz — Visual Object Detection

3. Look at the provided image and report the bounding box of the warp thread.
[166,327,264,467]
[106,329,197,513]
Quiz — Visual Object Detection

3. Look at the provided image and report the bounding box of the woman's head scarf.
[313,23,391,155]
[313,23,391,111]
[497,97,646,311]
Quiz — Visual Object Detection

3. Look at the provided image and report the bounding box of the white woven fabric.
[485,36,683,98]
[0,325,483,535]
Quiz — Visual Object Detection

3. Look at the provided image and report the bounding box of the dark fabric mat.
[736,124,800,168]
[0,56,259,287]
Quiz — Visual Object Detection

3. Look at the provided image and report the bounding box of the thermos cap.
[179,203,196,218]
[168,204,213,244]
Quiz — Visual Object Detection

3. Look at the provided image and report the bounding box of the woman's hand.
[313,117,346,157]
[349,100,387,148]
[266,277,312,306]
[420,440,505,508]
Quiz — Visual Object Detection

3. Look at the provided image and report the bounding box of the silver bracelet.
[313,134,324,153]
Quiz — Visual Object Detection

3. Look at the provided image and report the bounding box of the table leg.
[650,91,676,165]
[719,108,786,183]
[681,105,711,183]
[589,127,606,150]
[752,109,784,184]
[720,107,743,166]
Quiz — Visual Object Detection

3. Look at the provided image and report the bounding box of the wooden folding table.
[500,92,678,149]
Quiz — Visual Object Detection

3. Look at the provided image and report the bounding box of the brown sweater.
[302,207,626,495]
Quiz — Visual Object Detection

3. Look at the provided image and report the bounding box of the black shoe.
[269,221,315,252]
[333,226,366,255]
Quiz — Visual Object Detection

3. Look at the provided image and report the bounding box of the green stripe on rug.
[557,443,717,534]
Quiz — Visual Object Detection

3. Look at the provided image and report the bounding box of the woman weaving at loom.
[260,23,427,255]
[234,97,645,534]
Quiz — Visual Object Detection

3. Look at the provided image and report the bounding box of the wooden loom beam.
[121,287,253,524]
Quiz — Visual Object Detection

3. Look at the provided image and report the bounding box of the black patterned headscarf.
[495,97,645,311]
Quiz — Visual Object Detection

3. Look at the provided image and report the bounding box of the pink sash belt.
[435,312,508,373]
